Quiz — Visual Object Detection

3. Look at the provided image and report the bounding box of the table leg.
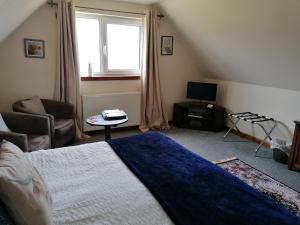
[105,126,111,140]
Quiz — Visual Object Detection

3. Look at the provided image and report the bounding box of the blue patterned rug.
[215,157,300,217]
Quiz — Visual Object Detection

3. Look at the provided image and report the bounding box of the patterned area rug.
[214,157,300,217]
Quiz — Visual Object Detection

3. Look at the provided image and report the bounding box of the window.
[76,17,101,74]
[76,12,144,78]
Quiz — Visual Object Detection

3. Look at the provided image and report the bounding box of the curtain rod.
[47,2,165,18]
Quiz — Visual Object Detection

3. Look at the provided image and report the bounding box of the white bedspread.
[27,142,173,225]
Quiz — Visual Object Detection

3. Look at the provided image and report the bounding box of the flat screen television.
[187,82,217,101]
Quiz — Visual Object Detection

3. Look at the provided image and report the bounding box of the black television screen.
[187,82,217,101]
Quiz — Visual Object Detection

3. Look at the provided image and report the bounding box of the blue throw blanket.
[107,132,300,225]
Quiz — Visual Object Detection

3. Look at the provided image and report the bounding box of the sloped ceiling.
[1,0,300,91]
[159,0,300,91]
[0,0,46,43]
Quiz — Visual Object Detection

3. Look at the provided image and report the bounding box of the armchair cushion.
[54,119,74,137]
[0,115,10,132]
[0,140,52,225]
[20,96,46,115]
[28,135,50,151]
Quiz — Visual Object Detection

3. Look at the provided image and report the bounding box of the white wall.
[158,17,203,118]
[0,4,57,111]
[207,78,300,142]
[0,0,204,121]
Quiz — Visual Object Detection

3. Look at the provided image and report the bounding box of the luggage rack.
[223,112,277,156]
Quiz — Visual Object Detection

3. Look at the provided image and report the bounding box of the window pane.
[107,24,140,71]
[76,17,100,74]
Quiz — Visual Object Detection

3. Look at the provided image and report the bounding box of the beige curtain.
[140,10,170,132]
[55,0,84,139]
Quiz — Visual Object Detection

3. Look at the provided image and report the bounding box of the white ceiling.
[0,0,46,43]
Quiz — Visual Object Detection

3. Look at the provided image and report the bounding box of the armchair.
[0,112,51,152]
[13,98,76,148]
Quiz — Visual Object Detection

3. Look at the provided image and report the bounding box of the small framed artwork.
[24,38,45,58]
[161,36,173,56]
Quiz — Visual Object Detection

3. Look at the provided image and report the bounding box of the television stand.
[173,102,226,131]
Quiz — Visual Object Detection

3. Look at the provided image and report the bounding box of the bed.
[28,140,173,225]
[1,132,300,225]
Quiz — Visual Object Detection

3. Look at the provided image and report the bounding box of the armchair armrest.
[2,112,50,135]
[41,99,74,119]
[0,131,28,152]
[43,113,55,146]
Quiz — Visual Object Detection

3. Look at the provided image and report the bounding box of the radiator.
[82,92,141,132]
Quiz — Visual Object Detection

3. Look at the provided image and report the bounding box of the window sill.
[81,75,141,81]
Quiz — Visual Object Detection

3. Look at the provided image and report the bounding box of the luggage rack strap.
[251,118,274,123]
[229,112,252,116]
[229,112,252,117]
[224,111,277,157]
[241,115,265,120]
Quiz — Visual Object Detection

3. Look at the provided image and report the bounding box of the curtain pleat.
[140,10,170,132]
[54,0,84,139]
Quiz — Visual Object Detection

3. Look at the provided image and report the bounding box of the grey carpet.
[78,127,300,192]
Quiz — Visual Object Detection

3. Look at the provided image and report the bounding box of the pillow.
[21,96,46,115]
[0,140,52,225]
[0,114,11,132]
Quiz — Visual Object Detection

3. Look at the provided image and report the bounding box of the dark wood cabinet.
[173,102,226,132]
[288,121,300,171]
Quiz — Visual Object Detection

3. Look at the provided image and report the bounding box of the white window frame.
[76,11,144,77]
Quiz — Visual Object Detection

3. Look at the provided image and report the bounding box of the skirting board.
[229,128,271,148]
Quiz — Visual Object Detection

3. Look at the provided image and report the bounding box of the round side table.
[86,115,128,140]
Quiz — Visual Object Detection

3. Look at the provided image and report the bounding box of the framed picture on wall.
[161,36,173,55]
[24,38,45,58]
